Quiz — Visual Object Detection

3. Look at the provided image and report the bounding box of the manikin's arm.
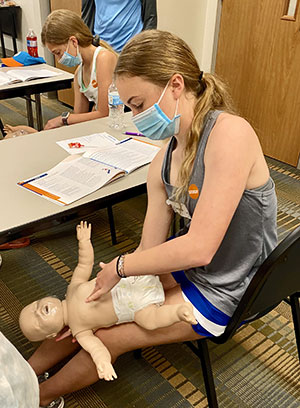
[75,330,117,381]
[71,221,94,284]
[55,222,94,342]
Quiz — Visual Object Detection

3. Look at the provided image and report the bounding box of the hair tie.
[198,71,203,82]
[92,34,100,47]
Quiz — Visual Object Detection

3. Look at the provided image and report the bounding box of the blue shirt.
[94,0,143,52]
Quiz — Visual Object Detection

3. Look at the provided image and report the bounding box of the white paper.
[7,68,59,82]
[18,156,124,206]
[119,138,160,161]
[18,138,160,206]
[0,71,18,85]
[84,138,160,173]
[56,132,119,155]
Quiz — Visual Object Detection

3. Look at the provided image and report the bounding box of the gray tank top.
[161,110,277,316]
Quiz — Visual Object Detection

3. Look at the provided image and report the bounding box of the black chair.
[0,118,6,138]
[0,6,21,58]
[185,225,300,408]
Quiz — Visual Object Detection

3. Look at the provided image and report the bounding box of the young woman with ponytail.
[41,9,117,129]
[27,30,277,405]
[87,29,277,325]
[4,9,117,137]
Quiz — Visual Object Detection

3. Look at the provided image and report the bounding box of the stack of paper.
[18,132,160,206]
[0,69,59,86]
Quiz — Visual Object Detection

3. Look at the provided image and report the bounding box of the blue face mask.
[132,82,181,140]
[58,41,82,67]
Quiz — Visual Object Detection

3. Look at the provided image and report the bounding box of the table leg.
[0,118,5,138]
[107,205,117,245]
[12,37,17,55]
[35,94,43,131]
[0,30,6,58]
[25,96,34,128]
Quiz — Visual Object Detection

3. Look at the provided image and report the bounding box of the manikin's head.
[19,296,64,342]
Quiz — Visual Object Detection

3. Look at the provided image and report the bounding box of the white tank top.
[77,46,103,109]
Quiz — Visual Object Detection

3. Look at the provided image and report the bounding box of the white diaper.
[111,275,165,324]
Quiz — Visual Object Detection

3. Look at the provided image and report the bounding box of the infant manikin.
[19,221,196,381]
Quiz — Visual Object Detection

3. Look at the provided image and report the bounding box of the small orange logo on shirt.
[188,184,199,199]
[92,80,98,88]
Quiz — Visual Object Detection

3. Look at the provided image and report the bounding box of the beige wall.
[157,0,219,72]
[4,0,220,71]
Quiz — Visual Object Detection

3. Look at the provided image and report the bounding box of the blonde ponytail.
[99,39,118,56]
[175,73,236,200]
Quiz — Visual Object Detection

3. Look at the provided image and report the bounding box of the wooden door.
[215,0,300,166]
[50,0,81,107]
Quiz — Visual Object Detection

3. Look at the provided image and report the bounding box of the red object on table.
[26,29,38,57]
[68,142,84,148]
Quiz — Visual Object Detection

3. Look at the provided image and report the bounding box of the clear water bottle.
[108,82,125,130]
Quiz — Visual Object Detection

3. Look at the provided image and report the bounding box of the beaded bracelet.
[116,254,126,278]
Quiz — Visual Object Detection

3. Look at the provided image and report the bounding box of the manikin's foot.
[177,302,197,325]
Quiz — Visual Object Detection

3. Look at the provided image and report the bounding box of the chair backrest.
[0,119,5,138]
[212,225,300,344]
[0,6,20,38]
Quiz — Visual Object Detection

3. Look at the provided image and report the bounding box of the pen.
[118,137,132,144]
[123,131,145,137]
[18,173,48,186]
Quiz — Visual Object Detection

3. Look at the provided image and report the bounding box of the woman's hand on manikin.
[86,258,120,302]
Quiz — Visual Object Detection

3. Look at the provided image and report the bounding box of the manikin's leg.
[134,302,197,330]
[29,285,203,406]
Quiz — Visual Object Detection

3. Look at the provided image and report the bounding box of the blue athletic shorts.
[172,270,231,337]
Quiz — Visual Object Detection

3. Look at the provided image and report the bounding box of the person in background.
[43,9,118,129]
[24,30,277,406]
[93,0,157,52]
[4,9,117,135]
[0,331,40,408]
[82,0,95,35]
